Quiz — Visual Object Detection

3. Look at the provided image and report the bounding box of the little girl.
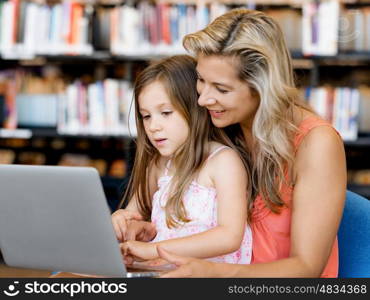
[112,55,252,264]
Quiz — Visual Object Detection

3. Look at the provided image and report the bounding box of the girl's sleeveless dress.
[151,146,252,264]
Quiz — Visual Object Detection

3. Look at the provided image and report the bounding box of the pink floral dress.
[151,146,252,264]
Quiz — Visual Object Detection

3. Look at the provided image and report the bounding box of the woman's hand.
[111,209,143,242]
[157,246,217,278]
[120,241,158,263]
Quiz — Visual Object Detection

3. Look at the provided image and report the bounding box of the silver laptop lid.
[0,165,127,277]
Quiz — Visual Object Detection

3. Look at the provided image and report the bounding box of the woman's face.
[196,54,259,130]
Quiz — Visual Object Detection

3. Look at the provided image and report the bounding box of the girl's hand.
[120,241,158,262]
[157,246,216,278]
[111,209,143,242]
[125,220,157,242]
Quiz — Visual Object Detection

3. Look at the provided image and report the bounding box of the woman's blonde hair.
[183,9,314,219]
[120,55,235,227]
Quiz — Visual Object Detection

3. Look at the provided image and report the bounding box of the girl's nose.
[149,118,162,132]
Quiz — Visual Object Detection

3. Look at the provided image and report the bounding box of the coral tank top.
[251,116,339,277]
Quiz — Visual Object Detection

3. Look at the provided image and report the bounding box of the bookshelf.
[0,0,370,203]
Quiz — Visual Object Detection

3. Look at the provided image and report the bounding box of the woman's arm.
[121,149,248,260]
[158,126,347,277]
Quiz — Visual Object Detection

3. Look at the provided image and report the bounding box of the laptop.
[0,164,167,277]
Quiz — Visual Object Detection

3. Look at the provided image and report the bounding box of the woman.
[117,8,346,278]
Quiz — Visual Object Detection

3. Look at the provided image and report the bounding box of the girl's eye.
[142,115,150,120]
[197,77,204,83]
[162,111,173,116]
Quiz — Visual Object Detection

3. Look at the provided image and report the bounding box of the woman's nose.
[198,93,217,107]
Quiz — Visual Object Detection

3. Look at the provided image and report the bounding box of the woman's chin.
[211,118,231,128]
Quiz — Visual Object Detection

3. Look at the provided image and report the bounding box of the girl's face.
[196,54,259,130]
[138,80,189,157]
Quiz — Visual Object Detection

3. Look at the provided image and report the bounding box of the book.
[302,0,339,56]
[15,0,26,44]
[160,3,171,45]
[1,1,15,55]
[339,9,357,52]
[23,2,38,55]
[93,7,111,50]
[358,86,370,133]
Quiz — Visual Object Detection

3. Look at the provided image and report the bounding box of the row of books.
[0,148,127,178]
[58,79,136,136]
[77,1,370,56]
[339,6,370,52]
[302,0,340,56]
[0,0,93,59]
[303,0,370,55]
[0,68,136,136]
[0,67,65,130]
[1,0,369,59]
[303,86,370,141]
[2,82,370,141]
[109,1,227,56]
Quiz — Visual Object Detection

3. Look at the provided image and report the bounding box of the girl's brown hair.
[120,55,234,227]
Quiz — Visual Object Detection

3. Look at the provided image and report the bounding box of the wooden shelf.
[1,51,369,66]
[3,128,370,146]
[156,0,367,6]
[344,137,370,147]
[0,128,136,139]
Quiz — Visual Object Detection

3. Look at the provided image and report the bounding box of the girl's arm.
[159,126,347,277]
[121,148,248,260]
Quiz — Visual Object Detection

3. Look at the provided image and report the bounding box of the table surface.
[0,261,52,278]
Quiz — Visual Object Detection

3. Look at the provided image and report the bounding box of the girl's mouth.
[154,138,167,146]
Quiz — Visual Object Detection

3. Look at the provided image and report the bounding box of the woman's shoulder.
[298,124,343,153]
[294,114,344,169]
[294,111,340,149]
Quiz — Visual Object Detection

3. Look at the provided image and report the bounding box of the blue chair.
[338,191,370,278]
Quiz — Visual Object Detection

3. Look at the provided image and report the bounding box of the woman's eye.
[197,77,204,83]
[216,87,228,94]
[142,115,150,120]
[162,111,173,116]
